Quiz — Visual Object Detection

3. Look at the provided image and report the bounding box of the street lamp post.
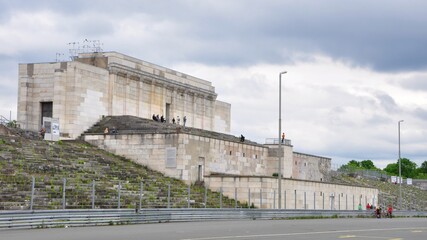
[278,71,287,209]
[398,120,404,210]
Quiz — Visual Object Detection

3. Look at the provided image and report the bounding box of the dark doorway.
[198,165,203,182]
[41,102,52,125]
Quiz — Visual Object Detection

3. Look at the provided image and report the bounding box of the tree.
[338,160,360,172]
[384,163,398,175]
[400,158,418,178]
[419,161,427,174]
[339,160,379,171]
[383,158,418,178]
[348,160,360,168]
[360,160,377,170]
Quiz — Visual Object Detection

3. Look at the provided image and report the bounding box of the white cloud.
[174,54,427,167]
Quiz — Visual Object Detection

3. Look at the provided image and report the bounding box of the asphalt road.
[1,218,426,240]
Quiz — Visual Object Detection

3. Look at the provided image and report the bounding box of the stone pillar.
[108,72,116,115]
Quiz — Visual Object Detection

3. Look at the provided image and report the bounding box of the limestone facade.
[83,129,330,184]
[17,52,231,139]
[292,152,331,182]
[206,176,378,209]
[84,132,273,182]
[84,130,376,209]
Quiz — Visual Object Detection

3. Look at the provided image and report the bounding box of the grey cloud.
[366,114,393,126]
[374,93,397,113]
[413,107,427,120]
[4,1,426,71]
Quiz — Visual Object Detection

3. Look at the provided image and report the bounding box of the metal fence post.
[346,194,348,210]
[274,190,276,209]
[204,184,207,208]
[118,181,121,209]
[91,180,95,209]
[304,192,306,210]
[62,178,66,209]
[187,184,191,208]
[220,187,223,209]
[248,188,251,208]
[139,181,143,210]
[234,188,237,209]
[284,190,286,209]
[353,195,355,210]
[260,189,262,209]
[294,190,297,209]
[314,192,316,210]
[30,176,35,210]
[167,184,171,208]
[323,193,325,210]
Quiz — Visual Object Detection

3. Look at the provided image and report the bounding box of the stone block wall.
[18,61,110,138]
[206,176,379,209]
[18,62,58,131]
[292,152,331,182]
[84,132,276,182]
[18,52,232,138]
[265,144,294,178]
[213,100,231,133]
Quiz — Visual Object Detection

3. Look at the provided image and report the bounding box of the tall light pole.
[398,120,404,209]
[278,71,287,209]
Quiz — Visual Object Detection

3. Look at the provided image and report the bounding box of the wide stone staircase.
[0,124,240,210]
[83,115,260,146]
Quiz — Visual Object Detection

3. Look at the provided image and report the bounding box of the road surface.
[1,218,426,240]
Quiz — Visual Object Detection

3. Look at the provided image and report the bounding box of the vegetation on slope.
[331,173,427,211]
[0,126,242,210]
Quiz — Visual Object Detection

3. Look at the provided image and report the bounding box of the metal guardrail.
[265,138,292,146]
[1,209,426,230]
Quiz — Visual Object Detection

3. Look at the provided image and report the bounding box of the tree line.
[338,159,427,179]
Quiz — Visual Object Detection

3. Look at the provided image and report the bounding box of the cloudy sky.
[1,0,426,169]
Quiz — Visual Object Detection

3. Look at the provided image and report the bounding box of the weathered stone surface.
[18,52,231,139]
[84,116,330,184]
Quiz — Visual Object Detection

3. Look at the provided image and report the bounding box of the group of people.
[153,114,187,127]
[361,203,393,218]
[152,114,166,123]
[103,127,117,134]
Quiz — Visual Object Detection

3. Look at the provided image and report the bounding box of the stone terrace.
[84,115,261,146]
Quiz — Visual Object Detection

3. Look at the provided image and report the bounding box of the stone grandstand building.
[17,51,378,209]
[18,51,230,139]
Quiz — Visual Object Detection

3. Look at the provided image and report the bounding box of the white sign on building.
[42,117,60,141]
